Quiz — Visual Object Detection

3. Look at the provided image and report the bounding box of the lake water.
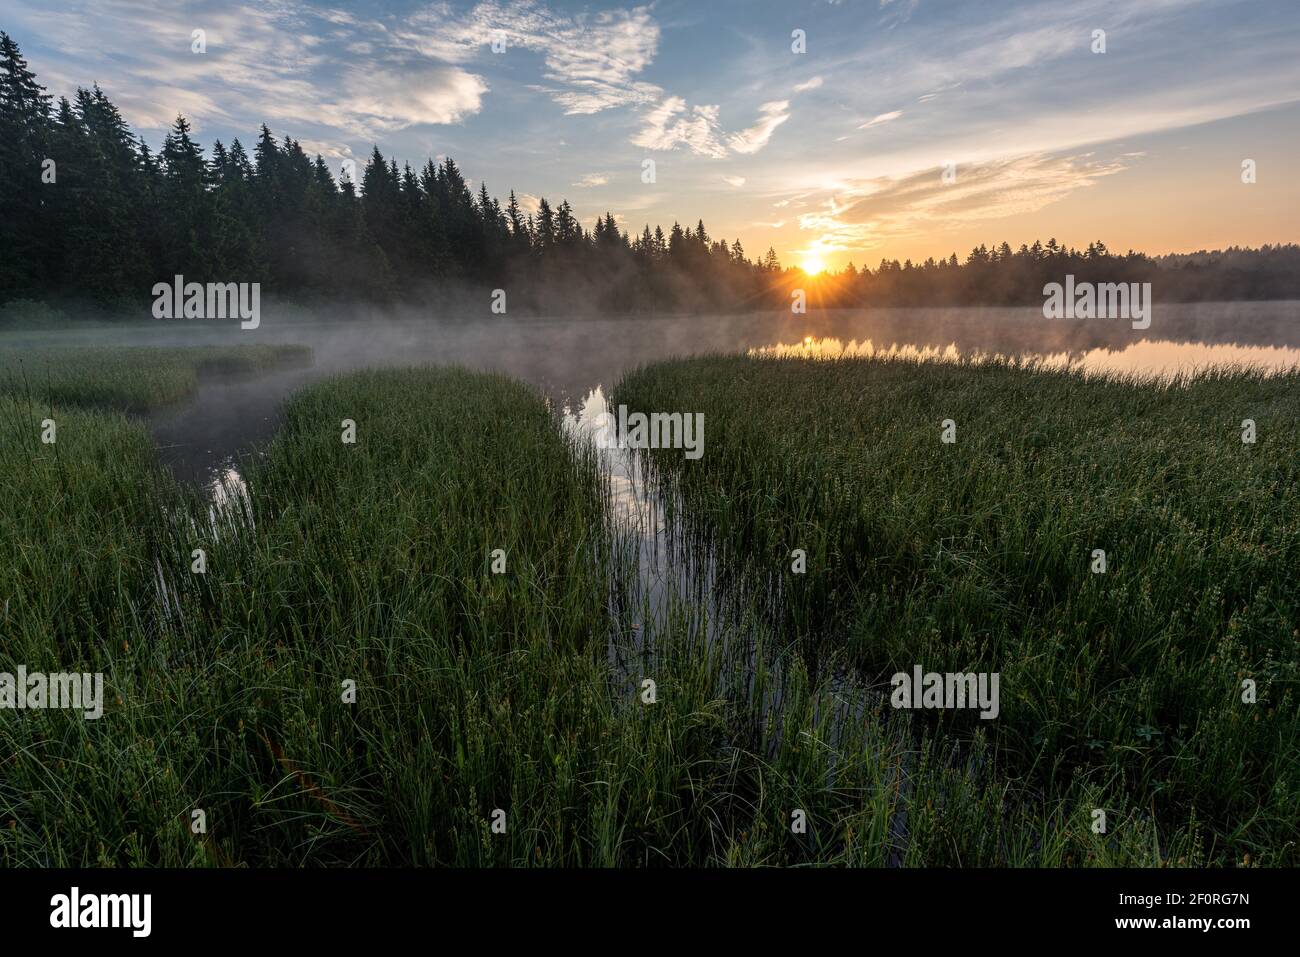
[12,301,1293,483]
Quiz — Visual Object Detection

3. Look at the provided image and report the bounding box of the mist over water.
[10,299,1298,483]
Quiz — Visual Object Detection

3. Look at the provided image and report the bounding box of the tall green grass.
[2,351,1267,866]
[615,354,1299,865]
[0,344,312,411]
[0,365,937,866]
[0,394,162,663]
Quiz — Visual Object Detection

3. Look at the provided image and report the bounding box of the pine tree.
[0,32,52,290]
[505,190,526,238]
[535,198,555,253]
[555,200,578,246]
[159,114,213,276]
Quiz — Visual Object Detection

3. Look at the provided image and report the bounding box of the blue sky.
[5,0,1299,268]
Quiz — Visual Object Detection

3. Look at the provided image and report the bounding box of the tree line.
[825,240,1300,307]
[2,31,1296,315]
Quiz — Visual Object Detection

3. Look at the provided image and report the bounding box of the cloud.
[318,9,360,27]
[727,100,791,154]
[631,97,726,157]
[573,173,609,187]
[879,0,921,27]
[634,96,796,158]
[723,175,746,187]
[19,0,801,167]
[859,110,903,130]
[534,7,662,114]
[402,0,803,160]
[342,63,488,131]
[400,1,663,115]
[12,0,661,145]
[9,0,491,139]
[796,152,1127,253]
[296,137,354,161]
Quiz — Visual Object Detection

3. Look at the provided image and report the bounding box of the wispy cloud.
[858,110,903,130]
[795,153,1127,254]
[727,100,791,154]
[635,68,828,159]
[633,94,801,159]
[397,1,662,115]
[631,97,727,157]
[9,0,490,139]
[879,0,922,27]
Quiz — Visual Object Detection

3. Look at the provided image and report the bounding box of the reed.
[615,353,1300,865]
[0,344,312,411]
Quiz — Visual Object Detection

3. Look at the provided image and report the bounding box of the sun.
[800,256,826,275]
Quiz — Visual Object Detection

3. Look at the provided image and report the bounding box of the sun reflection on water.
[751,337,1300,379]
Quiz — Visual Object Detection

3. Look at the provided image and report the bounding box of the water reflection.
[753,337,965,364]
[751,335,1300,379]
[562,383,914,807]
[562,386,725,683]
[1043,339,1300,377]
[207,463,253,530]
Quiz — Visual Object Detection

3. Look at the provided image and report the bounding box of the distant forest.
[3,32,1298,315]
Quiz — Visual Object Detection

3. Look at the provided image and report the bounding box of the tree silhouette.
[0,32,1296,315]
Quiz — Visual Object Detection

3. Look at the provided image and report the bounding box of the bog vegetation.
[2,342,1294,865]
[0,343,311,410]
[0,357,962,866]
[616,353,1300,865]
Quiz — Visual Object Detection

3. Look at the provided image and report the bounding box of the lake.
[11,301,1293,483]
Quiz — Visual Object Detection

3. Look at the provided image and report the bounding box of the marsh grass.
[1,348,1281,866]
[0,344,312,411]
[614,353,1299,865]
[0,364,944,865]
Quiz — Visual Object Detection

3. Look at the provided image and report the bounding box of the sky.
[4,0,1299,271]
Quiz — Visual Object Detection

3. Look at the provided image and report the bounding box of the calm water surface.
[15,301,1291,483]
